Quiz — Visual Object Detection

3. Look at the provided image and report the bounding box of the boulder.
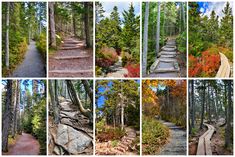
[56,124,92,154]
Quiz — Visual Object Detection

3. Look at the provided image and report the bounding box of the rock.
[56,124,92,154]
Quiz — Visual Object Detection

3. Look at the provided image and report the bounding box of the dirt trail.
[12,41,45,77]
[6,133,40,155]
[49,38,93,77]
[159,120,186,155]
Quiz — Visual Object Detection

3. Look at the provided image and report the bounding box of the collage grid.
[0,0,234,156]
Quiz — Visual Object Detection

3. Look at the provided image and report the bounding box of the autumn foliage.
[189,50,220,77]
[96,47,119,68]
[124,64,140,77]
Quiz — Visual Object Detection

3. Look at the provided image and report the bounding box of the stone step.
[153,67,180,73]
[162,47,176,51]
[161,54,177,58]
[160,51,177,55]
[54,55,90,60]
[159,58,177,62]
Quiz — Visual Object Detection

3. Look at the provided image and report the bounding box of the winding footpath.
[49,38,93,77]
[197,123,215,155]
[216,52,230,77]
[159,120,186,155]
[6,133,40,155]
[106,56,128,78]
[12,41,45,77]
[149,39,180,77]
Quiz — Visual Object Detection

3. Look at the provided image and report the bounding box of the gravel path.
[12,41,46,77]
[159,120,186,155]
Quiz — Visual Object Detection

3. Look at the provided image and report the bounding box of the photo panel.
[95,2,140,78]
[48,79,94,155]
[95,79,140,155]
[188,2,233,78]
[142,79,187,155]
[142,2,187,78]
[2,79,47,155]
[188,79,233,155]
[48,2,93,77]
[2,2,47,78]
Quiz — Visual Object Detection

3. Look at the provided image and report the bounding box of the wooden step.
[54,55,90,60]
[49,69,93,74]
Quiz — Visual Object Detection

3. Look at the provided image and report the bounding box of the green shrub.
[142,116,170,155]
[36,33,46,60]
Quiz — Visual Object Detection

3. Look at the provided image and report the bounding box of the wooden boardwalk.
[196,123,215,155]
[149,39,180,77]
[216,52,230,78]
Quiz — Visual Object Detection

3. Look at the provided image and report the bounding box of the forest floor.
[4,133,40,155]
[12,41,45,77]
[49,38,93,77]
[158,120,186,155]
[96,127,139,155]
[149,39,181,77]
[106,56,128,78]
[49,97,93,155]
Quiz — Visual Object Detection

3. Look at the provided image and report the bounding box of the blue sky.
[96,80,140,108]
[197,2,233,21]
[101,2,140,21]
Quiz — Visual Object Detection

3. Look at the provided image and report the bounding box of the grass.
[142,116,170,155]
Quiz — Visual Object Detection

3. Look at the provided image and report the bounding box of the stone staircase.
[49,38,93,77]
[149,39,180,77]
[96,127,137,155]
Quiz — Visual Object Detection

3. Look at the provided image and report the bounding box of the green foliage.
[111,140,119,147]
[142,116,169,155]
[36,33,46,60]
[32,99,47,154]
[176,31,186,53]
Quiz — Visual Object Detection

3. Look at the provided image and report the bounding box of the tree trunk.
[49,2,56,48]
[225,81,232,148]
[73,13,77,37]
[191,80,195,128]
[84,3,91,48]
[49,80,60,124]
[142,2,149,76]
[12,80,19,138]
[81,80,93,107]
[5,2,10,69]
[2,80,13,152]
[66,80,92,121]
[155,2,161,56]
[200,81,206,129]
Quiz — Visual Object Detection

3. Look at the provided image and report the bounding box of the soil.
[4,133,40,155]
[211,125,233,155]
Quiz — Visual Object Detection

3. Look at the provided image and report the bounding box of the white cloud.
[202,2,233,22]
[101,2,140,20]
[200,7,204,13]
